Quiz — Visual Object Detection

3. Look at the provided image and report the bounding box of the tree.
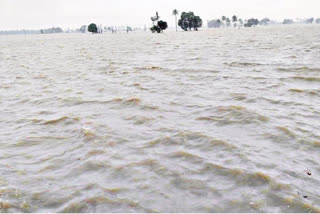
[316,18,320,24]
[150,12,168,33]
[226,17,231,27]
[306,17,314,24]
[88,23,98,33]
[40,29,44,34]
[283,19,294,24]
[244,18,259,27]
[178,11,203,31]
[208,19,223,28]
[259,18,271,25]
[173,9,179,32]
[158,20,168,32]
[151,12,160,25]
[222,16,226,27]
[232,15,238,27]
[239,19,244,27]
[80,25,87,33]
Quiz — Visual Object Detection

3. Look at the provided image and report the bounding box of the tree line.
[208,16,320,28]
[1,14,319,35]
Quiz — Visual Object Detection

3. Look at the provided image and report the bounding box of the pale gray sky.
[0,0,319,30]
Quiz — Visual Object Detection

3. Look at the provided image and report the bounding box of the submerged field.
[0,25,320,212]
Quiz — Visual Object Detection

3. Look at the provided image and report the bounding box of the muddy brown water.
[0,25,320,212]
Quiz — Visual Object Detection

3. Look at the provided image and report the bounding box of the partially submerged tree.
[283,19,294,24]
[88,23,98,33]
[226,17,231,27]
[80,25,87,33]
[222,16,226,27]
[178,11,203,31]
[172,9,179,32]
[239,19,244,27]
[232,15,238,27]
[208,19,223,28]
[259,18,271,25]
[150,12,168,33]
[305,17,314,24]
[244,18,259,27]
[39,27,63,34]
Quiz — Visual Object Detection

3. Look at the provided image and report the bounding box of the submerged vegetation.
[208,15,320,28]
[150,12,168,33]
[88,23,98,33]
[178,11,203,31]
[172,9,179,32]
[40,27,63,34]
[1,9,320,36]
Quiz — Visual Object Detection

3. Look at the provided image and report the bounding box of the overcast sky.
[0,0,319,30]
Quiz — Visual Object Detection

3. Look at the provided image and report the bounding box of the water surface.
[0,25,320,212]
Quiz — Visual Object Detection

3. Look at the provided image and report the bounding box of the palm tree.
[173,9,179,32]
[222,16,226,27]
[239,18,244,27]
[232,15,238,27]
[226,17,231,27]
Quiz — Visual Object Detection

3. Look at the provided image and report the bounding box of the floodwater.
[0,25,320,212]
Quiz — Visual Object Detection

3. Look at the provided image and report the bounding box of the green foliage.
[88,23,98,33]
[150,12,168,33]
[232,15,238,23]
[244,18,259,27]
[150,25,160,33]
[150,20,168,33]
[178,11,203,31]
[158,20,168,31]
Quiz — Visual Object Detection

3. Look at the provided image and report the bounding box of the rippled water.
[1,25,320,212]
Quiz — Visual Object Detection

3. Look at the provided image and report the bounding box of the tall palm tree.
[173,9,179,32]
[226,17,231,27]
[222,16,226,28]
[232,15,238,27]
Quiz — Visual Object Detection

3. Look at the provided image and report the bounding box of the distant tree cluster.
[316,18,320,24]
[178,12,202,31]
[150,12,168,33]
[0,30,41,35]
[208,15,260,28]
[283,19,294,24]
[208,19,223,28]
[305,17,314,24]
[244,18,259,27]
[259,18,271,25]
[40,27,63,34]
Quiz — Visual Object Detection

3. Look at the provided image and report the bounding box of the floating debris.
[306,170,312,176]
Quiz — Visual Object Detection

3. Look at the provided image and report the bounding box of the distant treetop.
[178,11,203,31]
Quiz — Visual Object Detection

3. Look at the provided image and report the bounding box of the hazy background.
[0,0,320,30]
